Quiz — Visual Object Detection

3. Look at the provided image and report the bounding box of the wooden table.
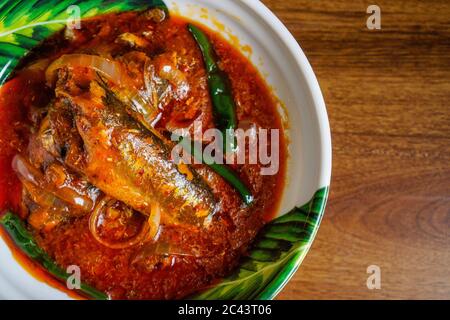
[261,0,450,299]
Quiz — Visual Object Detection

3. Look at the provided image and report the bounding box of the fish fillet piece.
[55,72,217,227]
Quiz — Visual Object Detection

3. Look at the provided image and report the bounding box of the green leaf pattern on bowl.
[191,187,329,300]
[0,0,167,85]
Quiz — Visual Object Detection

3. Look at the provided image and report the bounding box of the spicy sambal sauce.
[0,9,287,300]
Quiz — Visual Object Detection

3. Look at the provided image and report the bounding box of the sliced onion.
[12,155,40,186]
[12,155,94,212]
[46,54,160,130]
[45,53,190,131]
[148,202,161,240]
[143,59,171,110]
[158,64,190,100]
[46,54,130,87]
[89,196,160,250]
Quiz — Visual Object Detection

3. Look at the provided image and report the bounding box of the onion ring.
[89,196,160,249]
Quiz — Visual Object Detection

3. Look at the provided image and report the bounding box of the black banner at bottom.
[0,300,445,318]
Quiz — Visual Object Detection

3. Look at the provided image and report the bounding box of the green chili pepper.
[188,24,238,151]
[0,212,108,300]
[175,135,254,206]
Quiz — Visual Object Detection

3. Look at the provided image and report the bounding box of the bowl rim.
[240,0,332,299]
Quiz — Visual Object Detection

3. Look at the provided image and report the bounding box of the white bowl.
[0,0,331,299]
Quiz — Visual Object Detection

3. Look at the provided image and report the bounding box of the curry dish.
[0,8,286,299]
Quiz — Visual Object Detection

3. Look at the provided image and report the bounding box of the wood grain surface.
[260,0,450,299]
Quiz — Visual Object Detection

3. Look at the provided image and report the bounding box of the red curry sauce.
[0,11,286,300]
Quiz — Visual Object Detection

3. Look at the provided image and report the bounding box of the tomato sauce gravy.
[0,10,286,300]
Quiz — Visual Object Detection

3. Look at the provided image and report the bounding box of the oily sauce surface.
[0,11,286,299]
